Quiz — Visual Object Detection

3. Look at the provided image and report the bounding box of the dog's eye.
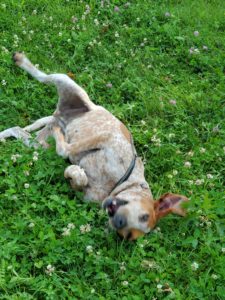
[139,214,149,222]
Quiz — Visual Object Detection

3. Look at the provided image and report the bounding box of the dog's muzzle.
[103,198,128,229]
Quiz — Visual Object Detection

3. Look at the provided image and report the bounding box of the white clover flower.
[206,221,212,227]
[24,183,30,189]
[168,133,175,138]
[184,161,191,168]
[191,261,199,270]
[169,99,176,105]
[167,174,173,179]
[124,2,131,8]
[187,150,194,157]
[136,17,140,22]
[71,16,78,23]
[91,288,95,294]
[157,284,163,289]
[59,32,62,37]
[221,247,225,253]
[45,264,55,275]
[85,224,91,232]
[67,223,75,229]
[195,179,204,185]
[33,155,38,161]
[165,12,171,17]
[1,46,9,53]
[67,39,71,43]
[28,222,35,228]
[151,135,161,145]
[32,9,37,15]
[211,274,218,280]
[86,245,93,253]
[207,174,213,179]
[106,83,112,88]
[94,19,99,26]
[115,32,119,38]
[193,31,199,37]
[141,260,158,269]
[172,170,178,175]
[80,225,86,233]
[120,264,126,271]
[1,80,7,86]
[200,147,206,153]
[122,281,128,286]
[80,224,91,233]
[202,45,208,50]
[62,228,71,236]
[189,47,199,54]
[11,154,21,161]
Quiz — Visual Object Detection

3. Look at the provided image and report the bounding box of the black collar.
[109,134,137,194]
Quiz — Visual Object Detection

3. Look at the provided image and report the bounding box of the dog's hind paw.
[13,52,25,66]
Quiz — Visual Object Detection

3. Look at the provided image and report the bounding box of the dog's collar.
[110,134,137,194]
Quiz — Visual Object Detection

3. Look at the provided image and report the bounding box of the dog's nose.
[113,214,127,229]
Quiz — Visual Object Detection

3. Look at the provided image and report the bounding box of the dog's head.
[103,189,188,240]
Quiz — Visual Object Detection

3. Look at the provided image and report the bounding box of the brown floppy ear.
[154,193,189,221]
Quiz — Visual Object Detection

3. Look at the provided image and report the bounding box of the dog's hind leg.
[13,52,96,117]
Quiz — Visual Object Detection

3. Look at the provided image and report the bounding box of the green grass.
[0,0,225,299]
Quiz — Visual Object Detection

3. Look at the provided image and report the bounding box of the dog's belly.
[65,107,133,201]
[70,147,127,201]
[65,107,117,144]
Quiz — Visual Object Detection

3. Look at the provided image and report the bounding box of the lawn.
[0,0,224,299]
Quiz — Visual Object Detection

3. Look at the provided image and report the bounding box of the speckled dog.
[0,53,189,240]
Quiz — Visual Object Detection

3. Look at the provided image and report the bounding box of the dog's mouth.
[103,198,128,217]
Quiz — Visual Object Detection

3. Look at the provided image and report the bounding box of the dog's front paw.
[64,165,88,188]
[13,52,25,66]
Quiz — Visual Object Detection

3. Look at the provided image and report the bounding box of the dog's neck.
[109,157,153,201]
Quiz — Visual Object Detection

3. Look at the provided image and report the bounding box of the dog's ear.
[154,193,189,221]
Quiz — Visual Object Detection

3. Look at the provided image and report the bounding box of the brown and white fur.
[0,53,189,240]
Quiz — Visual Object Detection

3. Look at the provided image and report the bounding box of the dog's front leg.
[0,116,54,147]
[52,126,70,158]
[0,126,32,146]
[52,126,110,158]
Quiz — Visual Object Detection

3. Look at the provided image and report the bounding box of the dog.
[0,53,189,240]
